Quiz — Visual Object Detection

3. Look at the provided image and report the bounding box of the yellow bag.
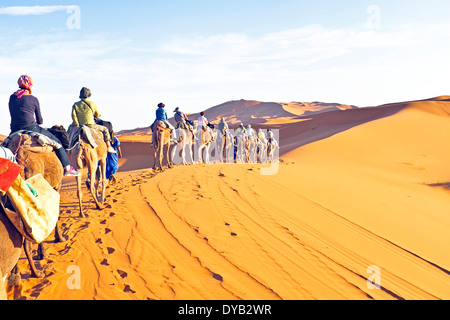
[5,174,60,244]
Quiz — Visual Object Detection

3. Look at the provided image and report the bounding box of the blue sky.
[1,0,450,134]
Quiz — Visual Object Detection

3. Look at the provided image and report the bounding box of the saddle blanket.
[69,125,104,149]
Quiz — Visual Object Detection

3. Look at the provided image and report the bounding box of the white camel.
[172,125,194,165]
[246,128,258,164]
[258,135,268,164]
[216,129,234,164]
[194,123,216,164]
[235,131,247,164]
[268,137,279,163]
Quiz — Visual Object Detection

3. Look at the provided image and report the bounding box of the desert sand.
[5,97,450,300]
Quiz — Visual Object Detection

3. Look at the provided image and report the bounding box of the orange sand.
[5,97,450,300]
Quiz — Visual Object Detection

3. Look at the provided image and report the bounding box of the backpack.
[48,125,70,150]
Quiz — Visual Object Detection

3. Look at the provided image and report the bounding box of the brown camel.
[71,134,108,217]
[2,141,66,282]
[152,121,173,171]
[0,203,23,300]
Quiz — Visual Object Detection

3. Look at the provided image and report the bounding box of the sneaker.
[64,167,81,177]
[107,147,117,154]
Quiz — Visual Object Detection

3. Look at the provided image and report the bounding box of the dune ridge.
[5,96,450,300]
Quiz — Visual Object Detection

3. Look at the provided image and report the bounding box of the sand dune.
[5,97,450,300]
[114,99,358,137]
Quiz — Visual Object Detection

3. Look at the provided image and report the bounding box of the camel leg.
[167,144,173,169]
[152,140,158,170]
[36,243,47,260]
[204,145,210,164]
[86,158,102,209]
[158,145,164,171]
[24,240,44,278]
[0,271,6,300]
[180,143,187,165]
[76,174,85,218]
[171,143,179,165]
[54,221,67,242]
[158,133,164,171]
[188,142,194,165]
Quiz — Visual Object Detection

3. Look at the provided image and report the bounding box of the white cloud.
[0,6,69,16]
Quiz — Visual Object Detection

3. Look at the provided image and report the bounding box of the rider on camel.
[8,75,80,176]
[174,107,193,132]
[218,117,229,136]
[71,87,117,154]
[155,103,177,143]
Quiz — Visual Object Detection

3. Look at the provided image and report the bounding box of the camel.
[194,124,216,164]
[246,131,258,164]
[69,129,108,218]
[258,135,268,164]
[171,124,194,165]
[152,121,173,171]
[2,138,66,282]
[235,132,247,164]
[216,129,234,164]
[267,137,279,163]
[15,148,66,254]
[0,203,23,300]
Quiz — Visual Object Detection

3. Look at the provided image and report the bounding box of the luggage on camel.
[0,160,59,244]
[48,125,70,150]
[0,158,23,196]
[1,130,62,154]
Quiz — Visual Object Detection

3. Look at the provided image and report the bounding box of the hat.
[174,107,180,113]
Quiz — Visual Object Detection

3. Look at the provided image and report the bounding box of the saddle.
[68,125,104,150]
[2,131,62,155]
[176,121,193,131]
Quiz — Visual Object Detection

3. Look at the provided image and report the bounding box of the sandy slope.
[6,97,450,300]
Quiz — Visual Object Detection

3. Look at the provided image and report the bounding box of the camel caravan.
[152,104,279,170]
[0,76,278,300]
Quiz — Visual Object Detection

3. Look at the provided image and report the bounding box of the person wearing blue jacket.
[155,103,177,143]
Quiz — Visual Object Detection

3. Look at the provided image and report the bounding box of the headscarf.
[15,75,33,99]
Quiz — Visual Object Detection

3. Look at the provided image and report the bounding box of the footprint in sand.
[106,247,115,254]
[117,270,128,279]
[100,259,109,266]
[123,285,136,294]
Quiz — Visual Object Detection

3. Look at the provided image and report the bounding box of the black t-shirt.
[9,94,43,133]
